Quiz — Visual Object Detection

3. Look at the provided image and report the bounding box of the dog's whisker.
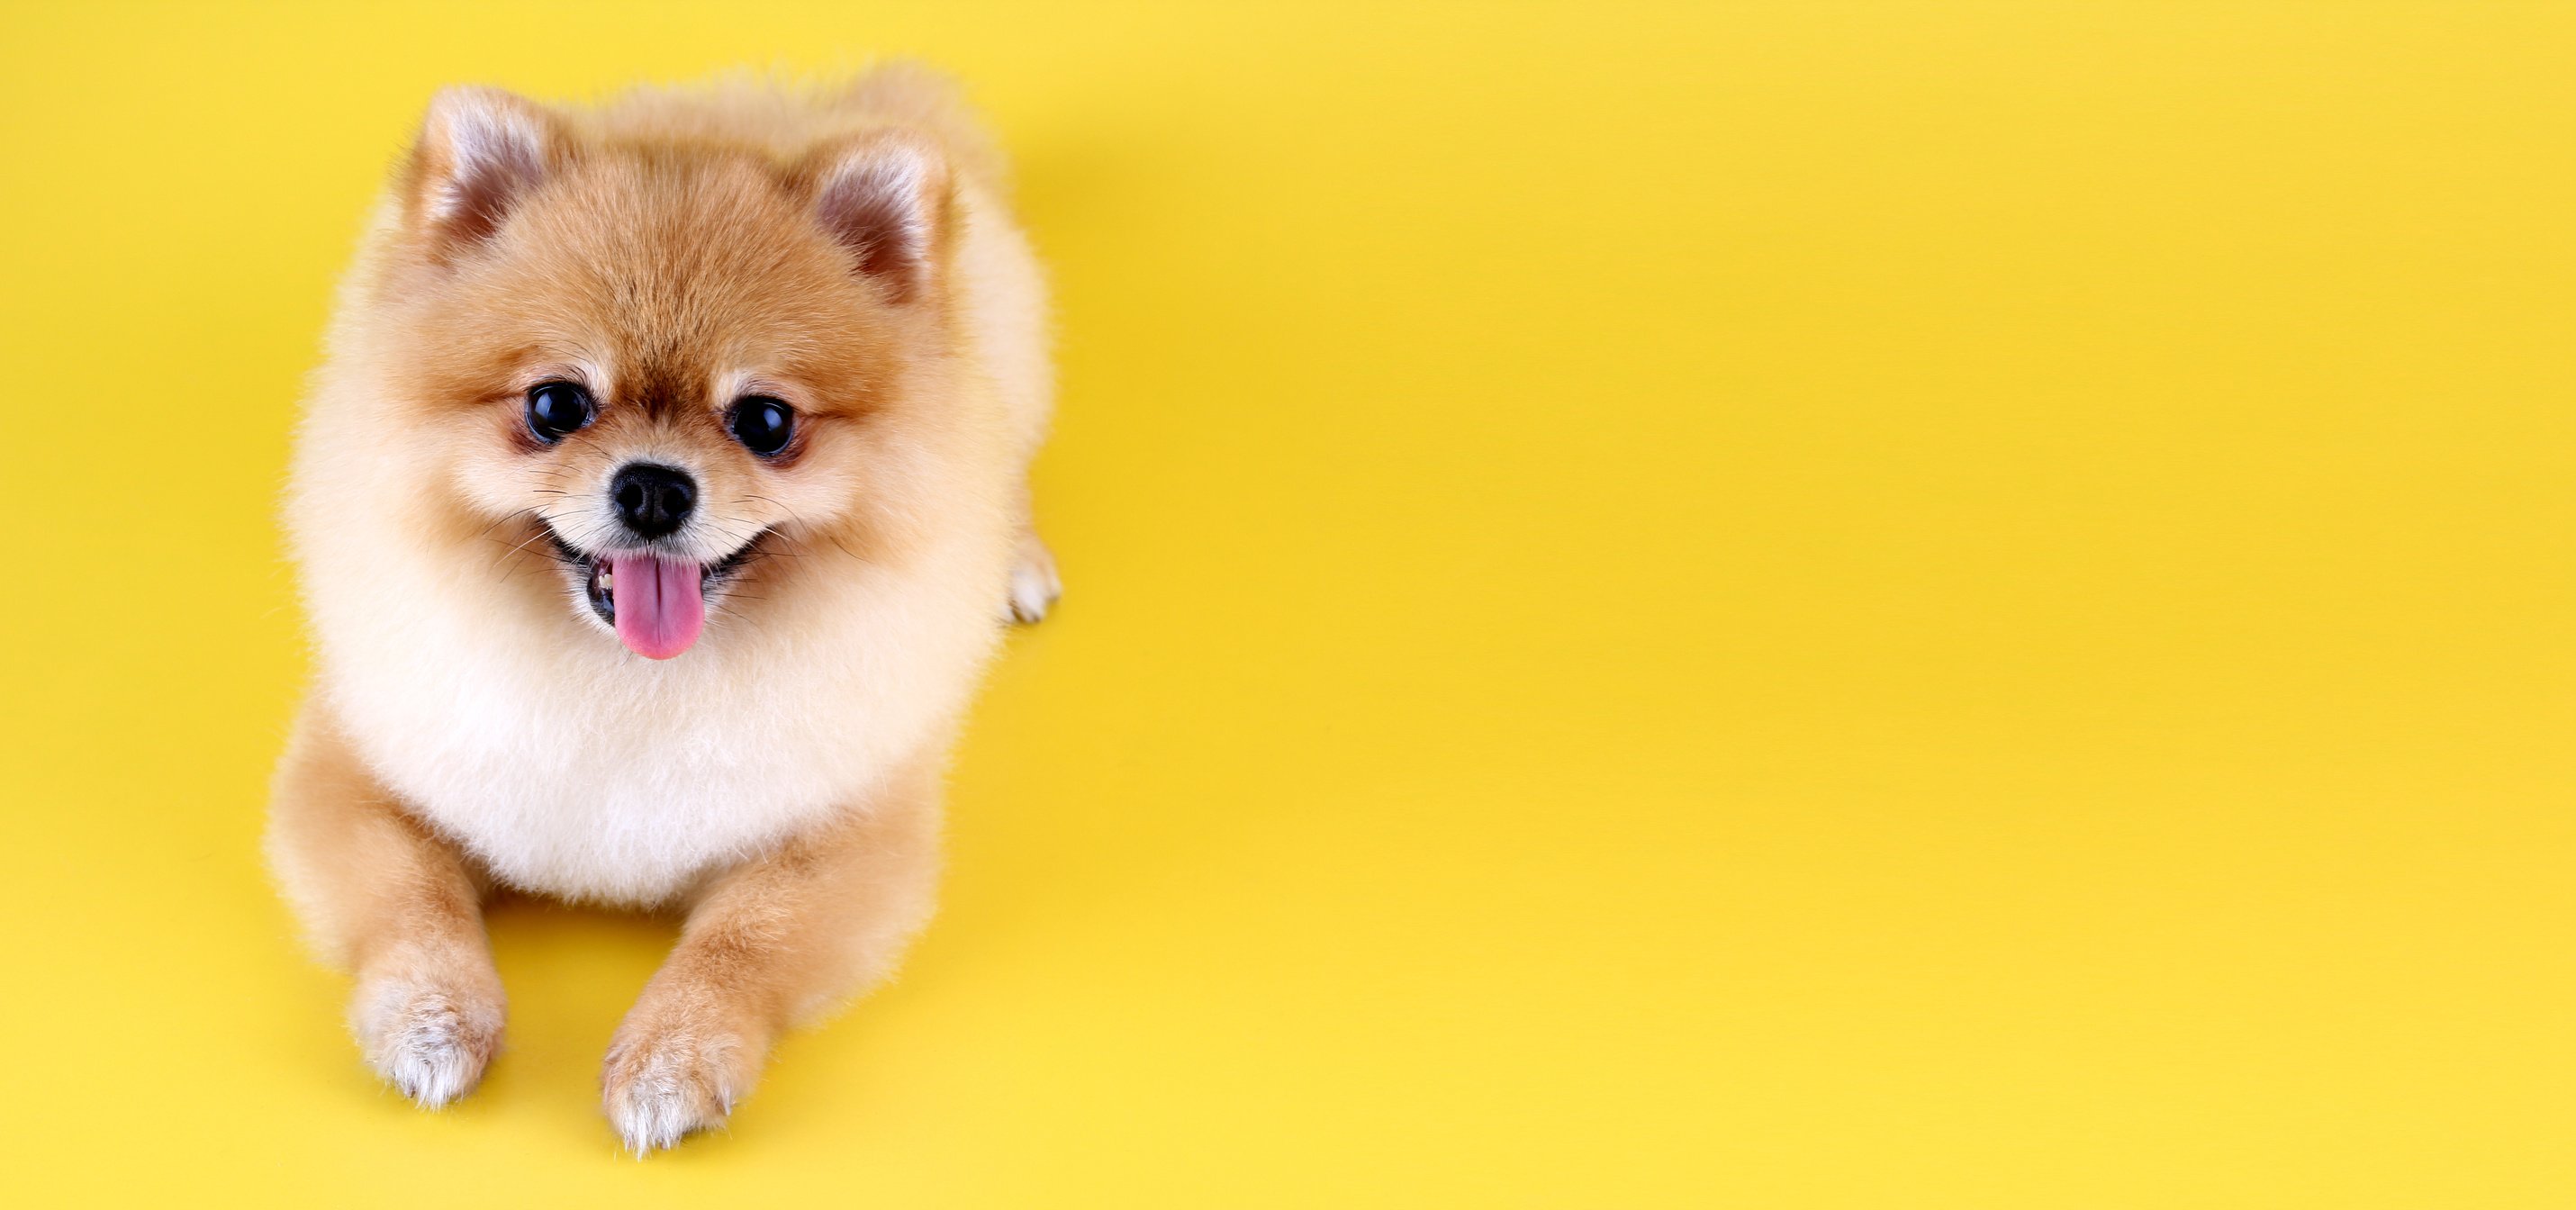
[491,526,560,582]
[472,506,545,544]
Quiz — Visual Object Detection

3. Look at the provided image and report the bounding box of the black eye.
[728,396,795,456]
[525,381,594,442]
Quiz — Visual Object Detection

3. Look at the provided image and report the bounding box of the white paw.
[1007,532,1062,624]
[352,979,503,1109]
[601,1022,755,1154]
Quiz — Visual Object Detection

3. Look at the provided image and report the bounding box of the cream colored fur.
[267,67,1054,1151]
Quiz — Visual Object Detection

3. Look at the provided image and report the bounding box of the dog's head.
[358,86,969,659]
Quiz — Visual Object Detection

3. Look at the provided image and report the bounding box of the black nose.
[610,463,696,538]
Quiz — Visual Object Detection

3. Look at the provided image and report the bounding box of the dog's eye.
[728,396,795,456]
[526,382,595,442]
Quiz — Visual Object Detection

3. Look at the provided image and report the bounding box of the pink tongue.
[610,554,706,660]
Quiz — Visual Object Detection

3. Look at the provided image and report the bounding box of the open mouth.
[547,530,764,661]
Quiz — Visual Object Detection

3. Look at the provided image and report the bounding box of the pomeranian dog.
[266,66,1058,1152]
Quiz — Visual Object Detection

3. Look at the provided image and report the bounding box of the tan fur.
[601,757,944,1150]
[268,707,505,1108]
[266,66,1054,1151]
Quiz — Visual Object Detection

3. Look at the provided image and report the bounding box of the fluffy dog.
[266,67,1057,1151]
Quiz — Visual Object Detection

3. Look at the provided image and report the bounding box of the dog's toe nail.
[355,982,502,1109]
[601,1027,747,1153]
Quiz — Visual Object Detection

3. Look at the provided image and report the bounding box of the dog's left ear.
[402,86,565,257]
[800,131,952,306]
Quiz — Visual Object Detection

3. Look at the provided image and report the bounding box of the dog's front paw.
[351,974,504,1109]
[601,1000,764,1154]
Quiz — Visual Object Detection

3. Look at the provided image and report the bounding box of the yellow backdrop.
[3,2,2570,1205]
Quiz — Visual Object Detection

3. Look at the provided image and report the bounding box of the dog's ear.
[402,86,564,256]
[799,130,951,305]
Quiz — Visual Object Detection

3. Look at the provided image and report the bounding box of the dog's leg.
[601,756,943,1152]
[1007,522,1062,624]
[1005,477,1062,624]
[1005,471,1062,625]
[267,705,503,1108]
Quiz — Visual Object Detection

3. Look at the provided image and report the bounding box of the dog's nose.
[610,463,696,539]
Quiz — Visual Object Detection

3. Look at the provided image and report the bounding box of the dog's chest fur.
[308,532,999,905]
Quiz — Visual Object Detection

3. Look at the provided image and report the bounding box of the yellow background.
[3,1,2571,1204]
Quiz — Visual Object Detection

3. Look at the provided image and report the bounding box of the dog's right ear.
[401,86,564,257]
[796,130,952,307]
